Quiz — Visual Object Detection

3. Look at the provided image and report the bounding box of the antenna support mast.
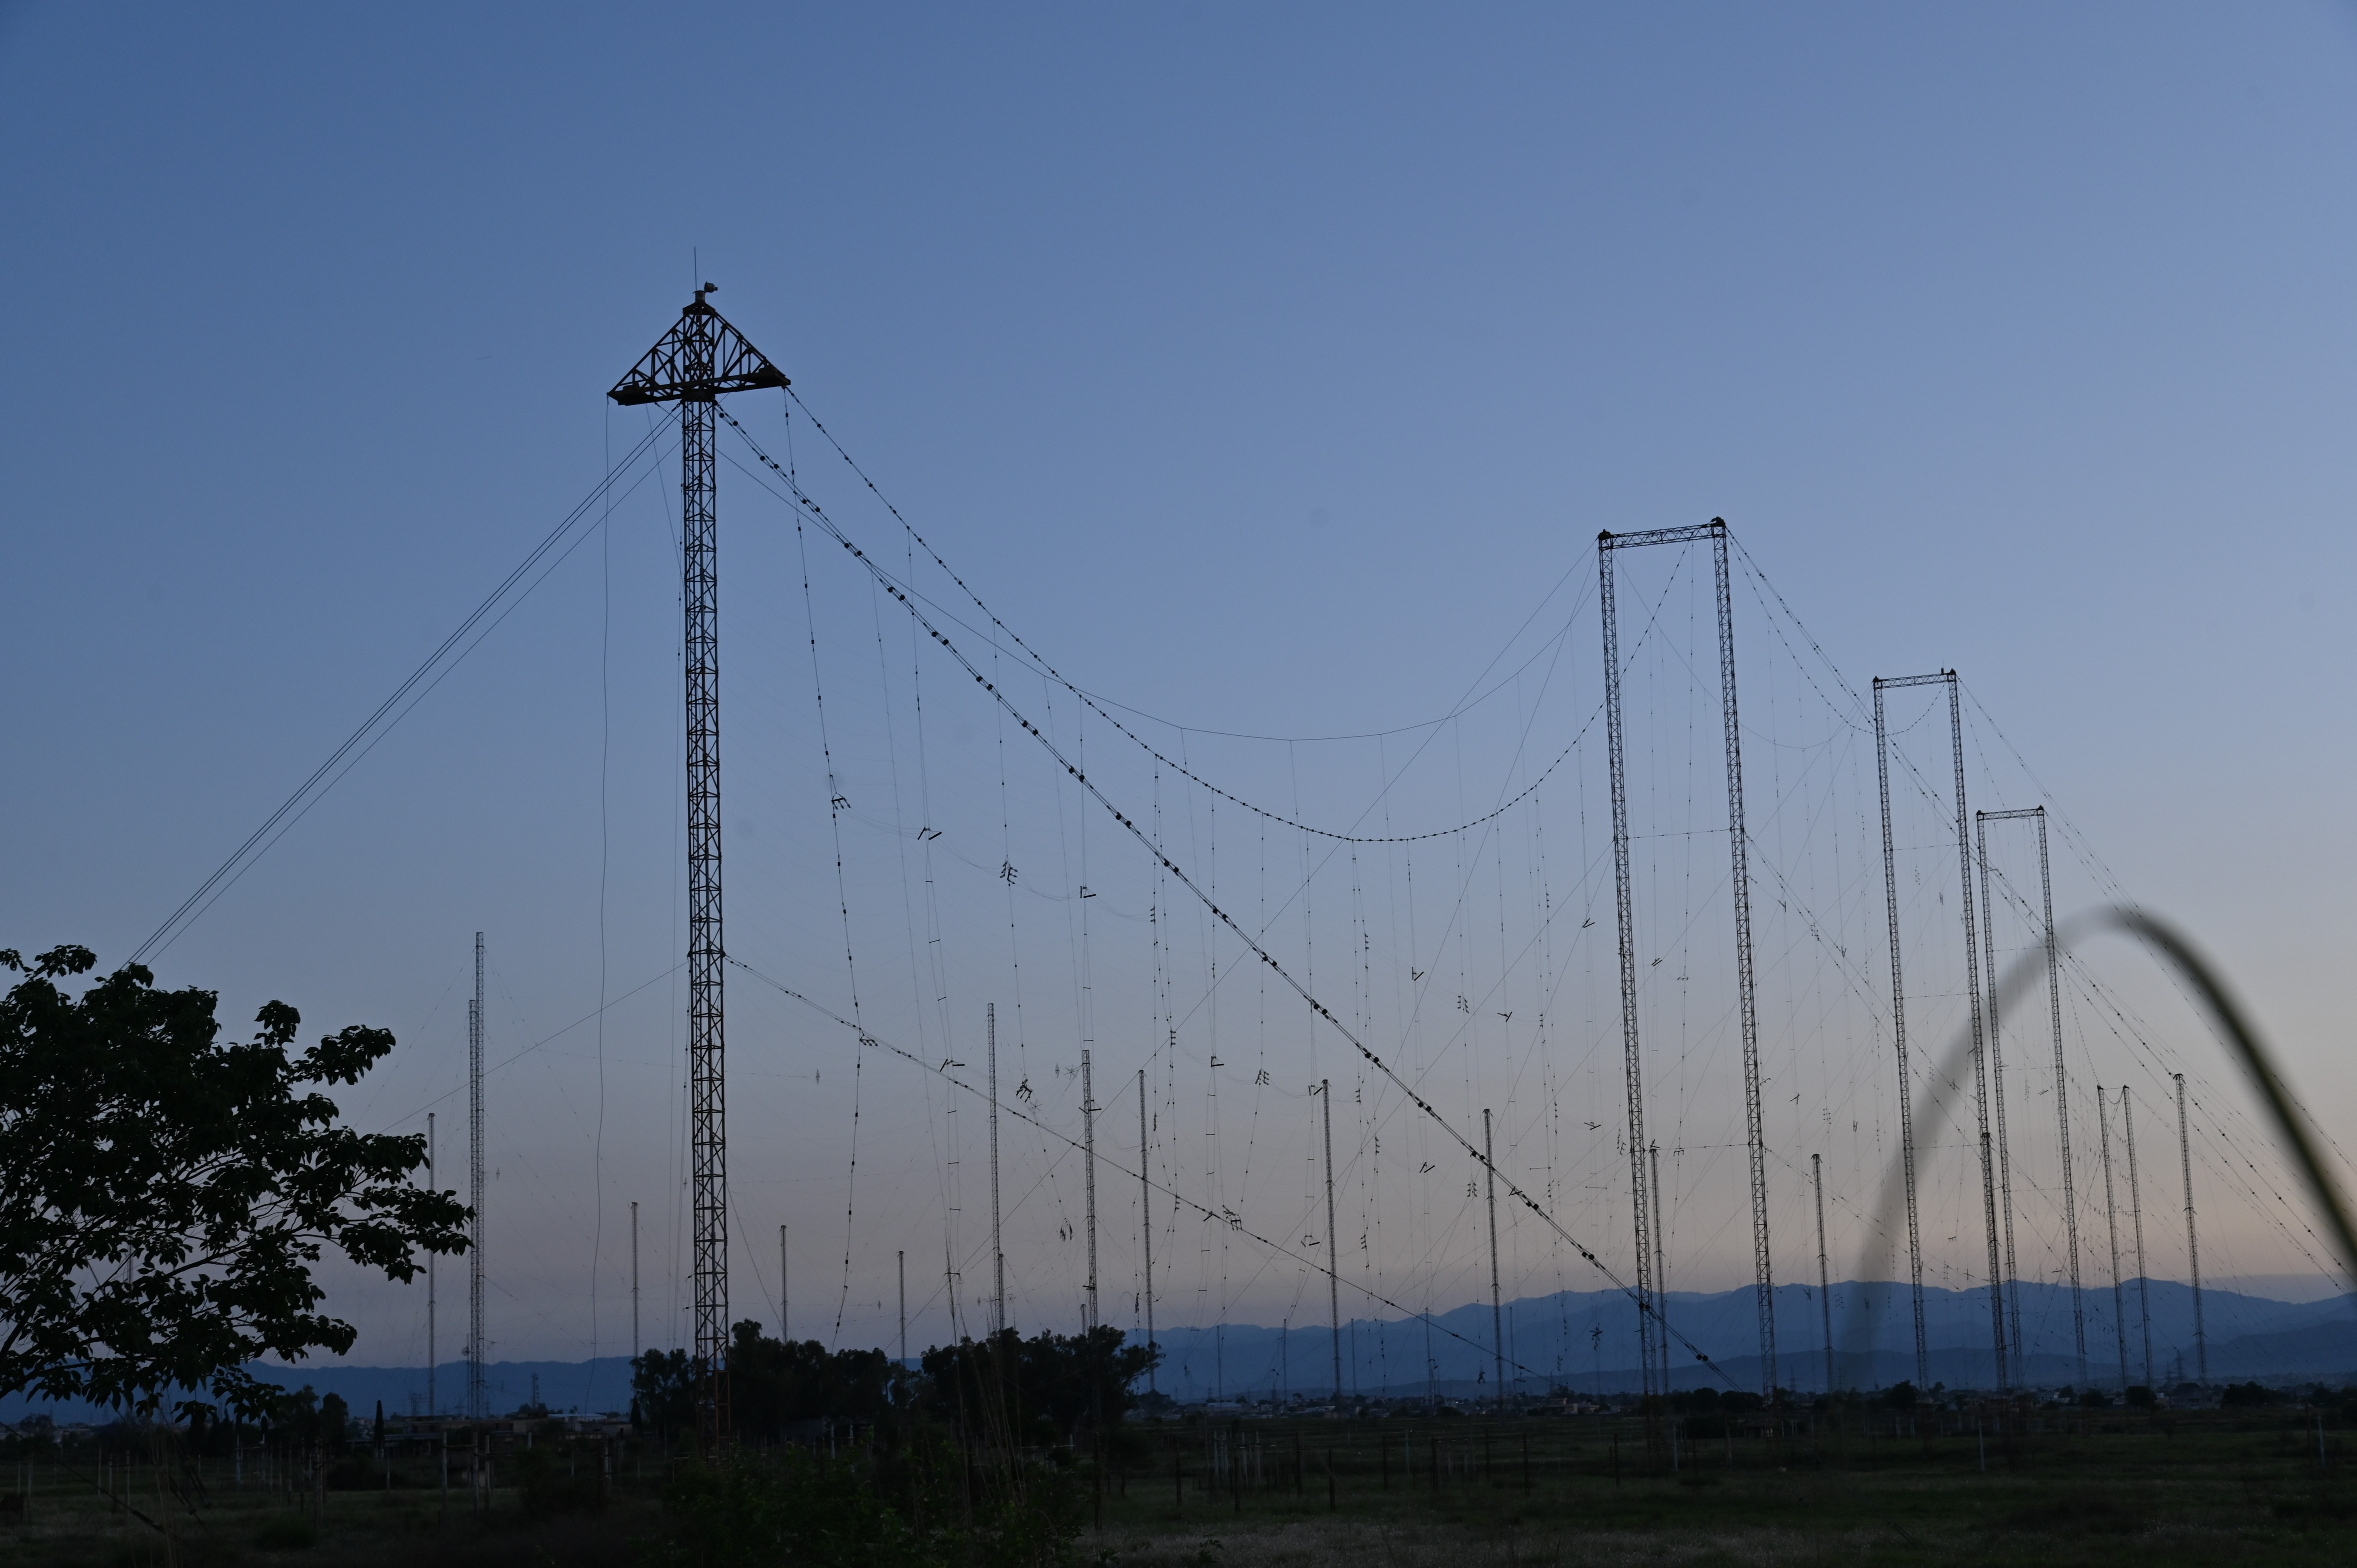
[610,285,788,1449]
[2176,1073,2207,1384]
[1082,1050,1099,1331]
[1599,520,1775,1395]
[1984,805,2084,1385]
[1876,673,2007,1389]
[1321,1079,1343,1406]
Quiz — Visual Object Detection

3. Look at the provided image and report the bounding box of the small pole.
[988,1002,1005,1338]
[1814,1153,1834,1395]
[428,1112,438,1419]
[630,1200,640,1369]
[1484,1108,1505,1418]
[898,1250,908,1368]
[2175,1074,2208,1384]
[1140,1068,1156,1392]
[1082,1048,1098,1330]
[780,1224,789,1343]
[1321,1081,1343,1407]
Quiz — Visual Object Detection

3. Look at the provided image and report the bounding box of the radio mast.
[609,286,788,1448]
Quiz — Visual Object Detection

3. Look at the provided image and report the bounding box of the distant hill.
[0,1358,635,1427]
[4,1279,2348,1423]
[1140,1279,2357,1399]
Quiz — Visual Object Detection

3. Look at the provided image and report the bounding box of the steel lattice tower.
[2122,1086,2155,1386]
[2175,1072,2207,1384]
[468,931,486,1419]
[1599,521,1775,1396]
[1982,804,2085,1385]
[1974,812,2027,1384]
[1874,673,2006,1389]
[610,285,788,1448]
[2099,1086,2129,1393]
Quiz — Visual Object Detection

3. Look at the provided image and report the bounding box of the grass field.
[4,1407,2353,1566]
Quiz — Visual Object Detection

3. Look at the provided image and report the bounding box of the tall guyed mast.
[610,284,789,1449]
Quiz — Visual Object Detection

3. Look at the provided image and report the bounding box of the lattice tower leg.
[1709,530,1776,1396]
[1945,682,2007,1391]
[2035,809,2087,1388]
[2175,1073,2206,1384]
[1597,537,1657,1398]
[2123,1088,2154,1386]
[2099,1087,2130,1393]
[1976,813,2025,1385]
[1871,680,1930,1388]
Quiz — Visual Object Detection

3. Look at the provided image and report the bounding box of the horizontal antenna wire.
[719,413,1738,1386]
[131,422,675,965]
[760,395,1595,845]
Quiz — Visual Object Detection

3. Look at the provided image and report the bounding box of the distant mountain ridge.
[4,1280,2349,1422]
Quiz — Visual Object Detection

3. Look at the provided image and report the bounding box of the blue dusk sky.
[2,5,2354,1367]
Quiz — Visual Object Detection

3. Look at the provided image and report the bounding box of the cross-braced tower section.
[1598,520,1776,1398]
[610,285,788,1450]
[1978,803,2084,1388]
[1873,672,2004,1391]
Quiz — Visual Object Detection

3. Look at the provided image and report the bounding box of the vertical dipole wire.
[1140,1068,1156,1391]
[898,1250,907,1368]
[631,1201,640,1370]
[1597,533,1657,1398]
[1871,680,1930,1387]
[1322,1079,1343,1406]
[2034,808,2087,1387]
[2099,1087,2129,1393]
[779,1225,789,1343]
[1813,1152,1833,1394]
[1945,680,2007,1391]
[988,1003,1004,1338]
[1710,525,1777,1396]
[2123,1087,2154,1386]
[1977,812,2025,1384]
[1485,1108,1505,1415]
[1083,1049,1099,1331]
[469,931,486,1421]
[2176,1072,2207,1384]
